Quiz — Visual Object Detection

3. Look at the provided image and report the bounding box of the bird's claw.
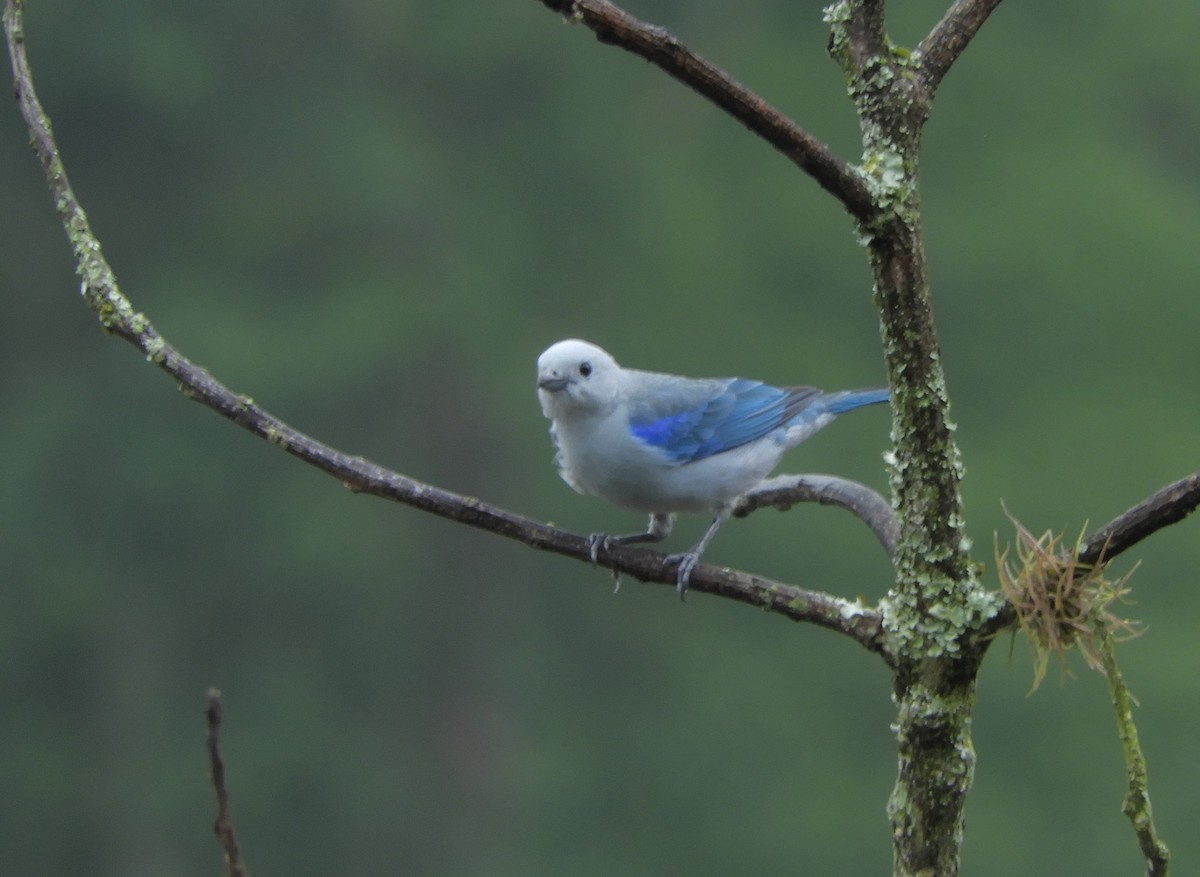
[665,551,699,600]
[586,533,623,591]
[585,532,610,566]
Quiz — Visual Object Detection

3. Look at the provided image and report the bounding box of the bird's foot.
[665,551,699,601]
[586,533,622,591]
[585,532,610,566]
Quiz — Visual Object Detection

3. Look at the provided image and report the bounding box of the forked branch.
[3,0,887,658]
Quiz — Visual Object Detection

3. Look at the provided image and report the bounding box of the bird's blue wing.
[629,378,822,463]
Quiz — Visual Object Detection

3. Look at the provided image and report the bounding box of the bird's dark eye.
[578,361,592,377]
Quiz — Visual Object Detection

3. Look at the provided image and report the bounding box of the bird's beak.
[537,374,570,392]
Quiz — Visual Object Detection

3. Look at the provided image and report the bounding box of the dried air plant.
[995,508,1141,691]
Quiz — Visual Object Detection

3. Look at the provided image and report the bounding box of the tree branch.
[3,0,888,659]
[1080,472,1200,567]
[736,473,898,558]
[823,0,888,75]
[915,0,1006,95]
[538,0,875,222]
[205,689,248,877]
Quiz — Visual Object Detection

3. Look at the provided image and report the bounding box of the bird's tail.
[820,387,890,414]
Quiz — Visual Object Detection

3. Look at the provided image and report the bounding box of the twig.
[205,689,248,877]
[1080,472,1200,567]
[736,473,898,558]
[1095,628,1170,876]
[538,0,875,222]
[3,0,887,657]
[916,0,1006,94]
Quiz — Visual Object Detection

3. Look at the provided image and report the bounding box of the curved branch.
[736,473,898,558]
[538,0,875,222]
[915,0,1006,95]
[150,336,894,653]
[187,350,886,654]
[3,1,889,660]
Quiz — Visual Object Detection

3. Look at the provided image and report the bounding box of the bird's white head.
[536,339,622,420]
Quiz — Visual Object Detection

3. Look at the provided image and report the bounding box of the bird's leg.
[586,512,675,565]
[585,513,675,593]
[667,506,732,598]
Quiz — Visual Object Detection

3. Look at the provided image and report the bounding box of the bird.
[535,339,889,597]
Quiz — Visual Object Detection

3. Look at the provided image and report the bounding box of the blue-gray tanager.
[536,339,889,596]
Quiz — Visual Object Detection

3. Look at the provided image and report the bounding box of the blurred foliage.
[1,1,1198,875]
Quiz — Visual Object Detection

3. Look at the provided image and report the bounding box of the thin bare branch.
[916,0,1005,94]
[205,689,248,877]
[736,474,898,558]
[1080,472,1200,566]
[3,1,887,657]
[539,0,875,222]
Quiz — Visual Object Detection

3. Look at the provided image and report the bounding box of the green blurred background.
[2,1,1197,874]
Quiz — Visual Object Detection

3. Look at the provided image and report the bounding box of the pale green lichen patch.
[838,597,870,620]
[143,335,167,365]
[264,424,291,451]
[128,312,150,335]
[821,1,851,28]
